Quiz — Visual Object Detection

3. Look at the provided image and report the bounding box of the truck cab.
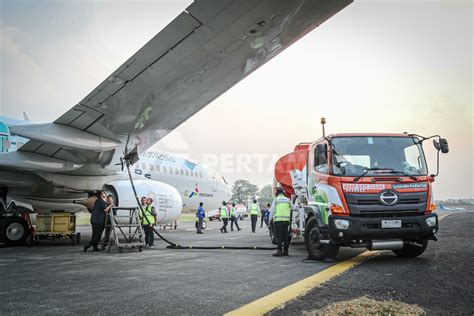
[275,132,449,259]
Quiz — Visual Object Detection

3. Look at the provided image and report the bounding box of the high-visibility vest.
[141,205,156,224]
[249,203,259,215]
[220,207,228,219]
[273,194,290,222]
[230,207,235,217]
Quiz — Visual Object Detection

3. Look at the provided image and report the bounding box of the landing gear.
[195,220,207,230]
[0,216,30,247]
[304,217,339,260]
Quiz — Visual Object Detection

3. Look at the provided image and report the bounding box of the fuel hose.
[124,156,277,251]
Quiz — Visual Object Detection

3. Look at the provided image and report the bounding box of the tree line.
[230,179,273,205]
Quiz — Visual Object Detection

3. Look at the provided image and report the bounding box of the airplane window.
[180,169,184,175]
[199,172,203,178]
[150,164,154,171]
[175,168,179,174]
[185,170,189,176]
[156,165,161,172]
[194,171,198,177]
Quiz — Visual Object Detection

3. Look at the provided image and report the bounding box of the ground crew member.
[219,201,229,233]
[260,203,268,228]
[141,197,157,248]
[196,202,205,234]
[271,188,291,257]
[102,194,115,246]
[230,202,241,231]
[249,199,260,233]
[84,191,113,252]
[140,196,147,209]
[264,203,271,227]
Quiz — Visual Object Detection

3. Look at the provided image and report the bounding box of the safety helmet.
[275,186,285,195]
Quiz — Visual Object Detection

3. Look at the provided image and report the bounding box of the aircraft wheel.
[0,216,29,247]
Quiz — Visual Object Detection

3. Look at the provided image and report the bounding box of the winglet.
[23,112,30,121]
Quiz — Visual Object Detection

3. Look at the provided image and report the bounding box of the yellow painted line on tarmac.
[224,251,378,316]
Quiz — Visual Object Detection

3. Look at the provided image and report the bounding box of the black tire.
[269,221,277,245]
[71,234,77,246]
[392,240,428,258]
[0,216,29,247]
[201,221,207,230]
[138,247,143,252]
[304,217,339,260]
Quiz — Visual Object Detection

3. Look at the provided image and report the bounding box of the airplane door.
[212,178,217,192]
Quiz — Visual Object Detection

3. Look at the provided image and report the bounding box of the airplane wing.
[7,0,351,174]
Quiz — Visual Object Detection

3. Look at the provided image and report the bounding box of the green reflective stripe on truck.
[312,202,328,225]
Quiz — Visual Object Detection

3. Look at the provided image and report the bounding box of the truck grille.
[345,192,427,216]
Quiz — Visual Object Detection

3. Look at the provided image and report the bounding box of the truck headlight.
[425,216,437,227]
[334,219,349,229]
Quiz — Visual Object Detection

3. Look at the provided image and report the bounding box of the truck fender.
[303,205,325,227]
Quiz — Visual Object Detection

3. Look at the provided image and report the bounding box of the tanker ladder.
[101,207,145,253]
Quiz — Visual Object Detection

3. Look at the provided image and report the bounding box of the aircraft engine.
[104,179,182,224]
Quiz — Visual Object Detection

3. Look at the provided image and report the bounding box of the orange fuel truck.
[273,126,449,260]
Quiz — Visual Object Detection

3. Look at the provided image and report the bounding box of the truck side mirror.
[433,139,449,154]
[439,138,449,153]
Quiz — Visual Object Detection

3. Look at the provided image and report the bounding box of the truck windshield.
[330,136,428,177]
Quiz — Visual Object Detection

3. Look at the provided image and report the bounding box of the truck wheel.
[304,217,339,260]
[392,240,428,258]
[0,216,29,247]
[269,223,277,245]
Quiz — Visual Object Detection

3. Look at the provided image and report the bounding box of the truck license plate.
[381,220,401,228]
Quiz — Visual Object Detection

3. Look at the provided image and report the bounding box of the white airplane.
[0,0,352,246]
[134,150,231,212]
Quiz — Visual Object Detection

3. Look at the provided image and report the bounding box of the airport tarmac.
[270,211,474,315]
[1,211,472,315]
[0,218,362,315]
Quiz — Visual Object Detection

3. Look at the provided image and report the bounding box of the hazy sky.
[1,0,472,199]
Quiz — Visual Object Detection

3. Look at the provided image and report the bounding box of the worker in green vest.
[230,202,241,232]
[141,197,157,248]
[249,199,260,233]
[271,187,291,257]
[219,201,229,233]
